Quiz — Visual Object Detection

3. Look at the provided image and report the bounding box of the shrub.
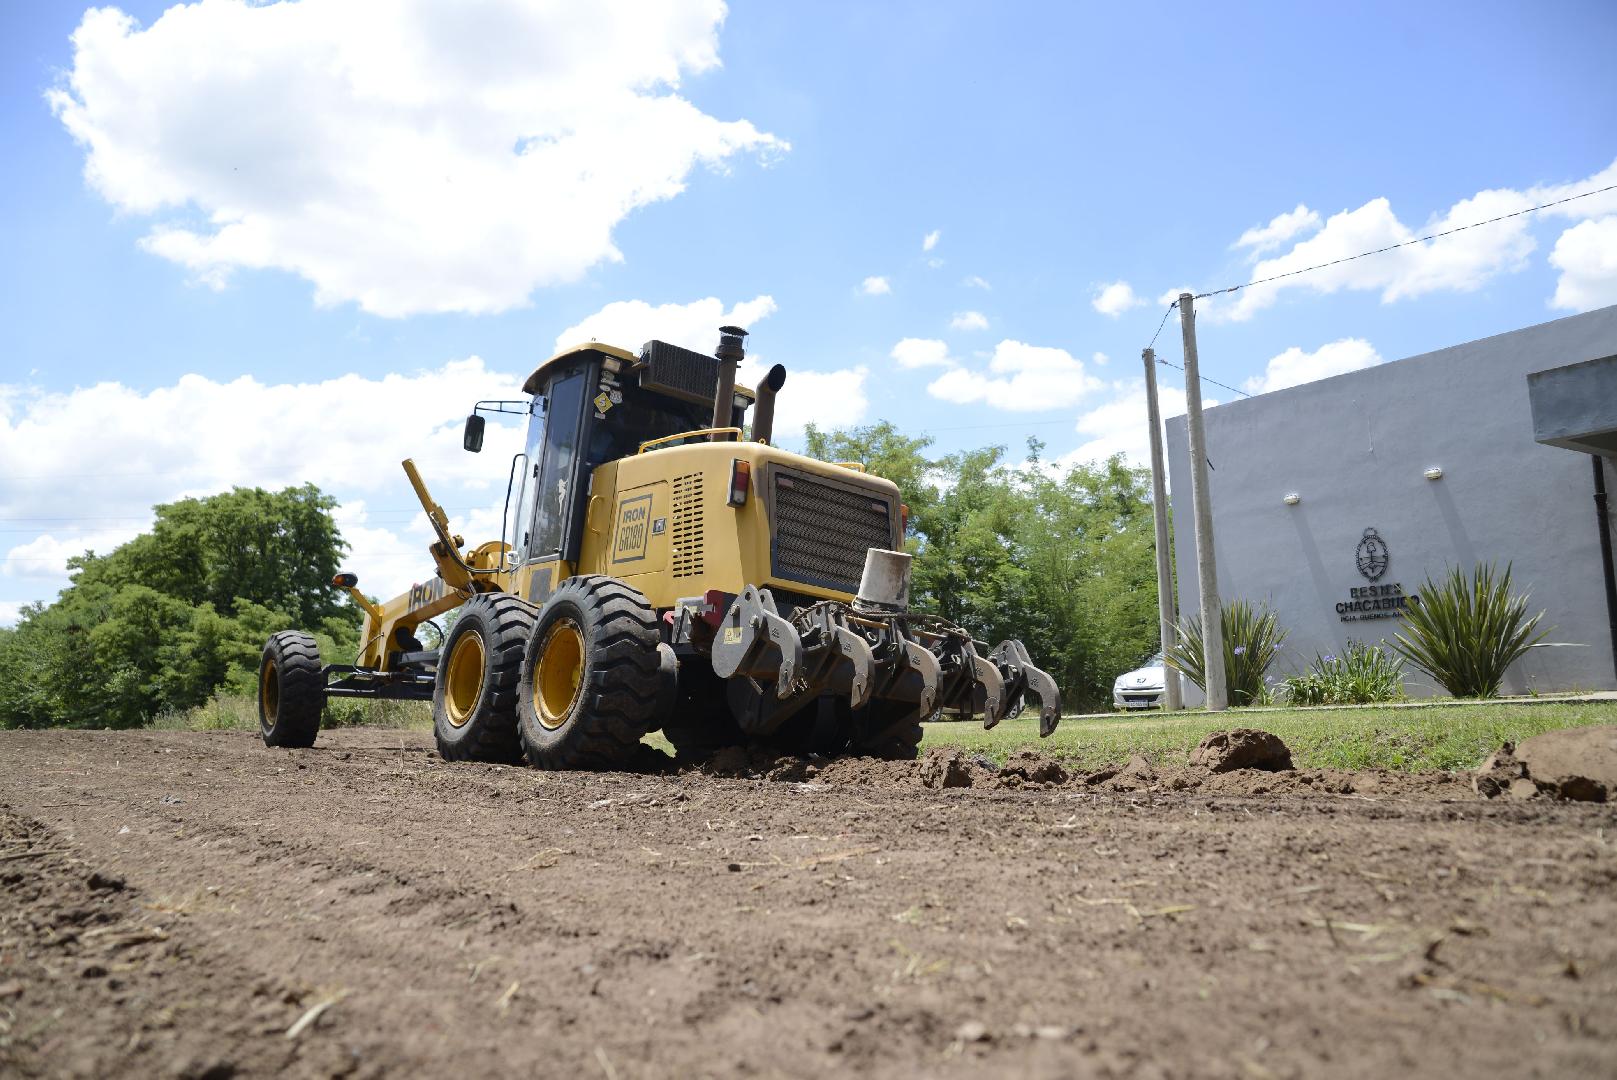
[1281,641,1406,706]
[1166,599,1286,707]
[1388,562,1549,699]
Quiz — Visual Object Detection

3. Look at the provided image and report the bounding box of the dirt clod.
[87,870,126,891]
[997,749,1068,786]
[1514,725,1615,802]
[1190,728,1294,773]
[1108,754,1157,792]
[1508,777,1541,800]
[1474,743,1525,797]
[919,747,974,788]
[1475,726,1615,802]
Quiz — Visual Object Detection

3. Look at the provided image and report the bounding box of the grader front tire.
[432,593,535,764]
[259,631,323,748]
[518,575,662,771]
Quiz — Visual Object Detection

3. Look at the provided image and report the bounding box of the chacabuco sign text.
[1336,528,1419,622]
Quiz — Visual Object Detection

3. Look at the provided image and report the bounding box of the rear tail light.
[899,503,910,538]
[727,459,751,507]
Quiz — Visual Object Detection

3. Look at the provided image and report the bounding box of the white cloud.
[926,340,1103,411]
[0,601,25,628]
[1233,204,1321,254]
[739,364,868,439]
[1091,280,1144,318]
[922,229,941,252]
[949,311,988,331]
[1063,380,1208,470]
[890,338,956,370]
[555,295,778,355]
[1221,159,1617,321]
[962,275,991,290]
[1,359,527,604]
[3,529,148,581]
[861,275,892,296]
[48,1,785,317]
[1243,338,1383,395]
[926,257,945,269]
[556,295,865,439]
[1548,216,1617,311]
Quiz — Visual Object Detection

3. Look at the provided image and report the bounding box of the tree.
[0,485,360,729]
[802,426,1162,711]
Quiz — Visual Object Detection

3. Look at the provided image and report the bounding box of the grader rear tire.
[259,631,323,748]
[518,575,661,771]
[433,593,536,764]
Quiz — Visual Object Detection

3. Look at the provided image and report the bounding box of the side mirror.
[463,413,485,453]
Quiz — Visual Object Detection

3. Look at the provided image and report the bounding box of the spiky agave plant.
[1389,562,1549,699]
[1166,599,1286,707]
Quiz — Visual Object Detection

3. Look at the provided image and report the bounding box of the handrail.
[834,461,866,472]
[638,427,742,454]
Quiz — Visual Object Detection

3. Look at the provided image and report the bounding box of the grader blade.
[868,635,941,716]
[990,639,1062,737]
[964,641,1007,730]
[710,585,804,698]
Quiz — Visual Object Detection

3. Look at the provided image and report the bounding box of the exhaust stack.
[751,364,787,445]
[712,325,747,439]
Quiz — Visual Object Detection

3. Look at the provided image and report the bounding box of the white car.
[1113,653,1166,709]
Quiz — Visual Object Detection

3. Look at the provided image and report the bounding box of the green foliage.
[918,700,1617,773]
[1165,600,1287,707]
[1281,641,1406,706]
[0,485,361,729]
[154,693,433,732]
[1388,563,1549,698]
[804,426,1161,710]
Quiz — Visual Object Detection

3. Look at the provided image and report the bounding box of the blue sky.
[4,0,1616,620]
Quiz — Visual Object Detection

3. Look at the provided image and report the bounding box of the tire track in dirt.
[1,728,1614,1078]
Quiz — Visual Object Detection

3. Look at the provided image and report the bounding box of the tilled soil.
[1,728,1613,1079]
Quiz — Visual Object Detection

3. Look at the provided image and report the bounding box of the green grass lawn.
[167,694,1616,775]
[923,701,1617,773]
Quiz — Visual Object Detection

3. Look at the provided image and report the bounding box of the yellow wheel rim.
[260,660,280,725]
[444,630,487,728]
[535,620,585,730]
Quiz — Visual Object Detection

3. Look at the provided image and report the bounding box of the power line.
[1152,353,1249,399]
[1194,182,1617,302]
[1140,181,1617,400]
[1146,298,1178,351]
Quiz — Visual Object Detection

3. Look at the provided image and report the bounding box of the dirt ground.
[1,728,1613,1079]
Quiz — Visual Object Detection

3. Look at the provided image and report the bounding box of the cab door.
[521,368,589,601]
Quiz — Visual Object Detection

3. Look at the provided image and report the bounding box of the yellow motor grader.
[257,327,1061,768]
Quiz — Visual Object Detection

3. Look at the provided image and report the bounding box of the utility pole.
[1179,293,1228,711]
[1141,348,1182,710]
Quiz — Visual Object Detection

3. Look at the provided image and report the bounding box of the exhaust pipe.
[712,325,747,439]
[751,364,787,445]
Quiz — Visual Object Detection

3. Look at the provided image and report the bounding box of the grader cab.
[257,327,1061,768]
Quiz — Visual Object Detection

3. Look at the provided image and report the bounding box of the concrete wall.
[1165,305,1617,703]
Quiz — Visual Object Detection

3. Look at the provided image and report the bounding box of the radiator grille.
[638,340,719,406]
[670,471,705,578]
[771,469,894,594]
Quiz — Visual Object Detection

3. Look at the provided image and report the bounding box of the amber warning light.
[728,459,751,507]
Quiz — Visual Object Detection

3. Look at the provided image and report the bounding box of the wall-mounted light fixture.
[1282,493,1301,506]
[1424,467,1443,481]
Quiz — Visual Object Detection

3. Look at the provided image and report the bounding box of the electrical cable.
[1193,183,1617,302]
[1140,181,1617,399]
